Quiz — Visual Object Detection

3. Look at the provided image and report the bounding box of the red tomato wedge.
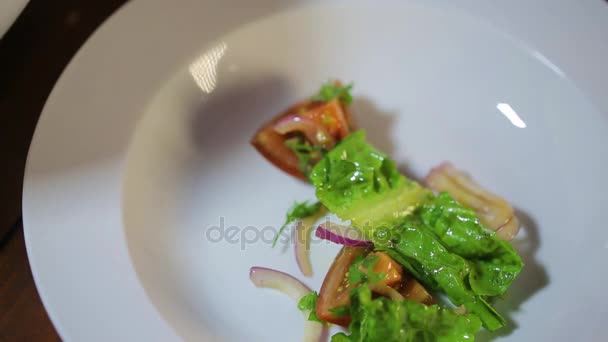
[251,97,355,180]
[299,99,351,140]
[399,273,435,305]
[316,247,368,327]
[367,251,403,288]
[317,247,435,327]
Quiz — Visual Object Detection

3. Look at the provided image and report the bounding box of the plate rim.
[22,0,608,340]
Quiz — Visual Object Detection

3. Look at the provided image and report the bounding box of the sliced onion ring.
[274,115,335,148]
[250,267,310,300]
[295,221,313,277]
[371,283,405,301]
[295,207,328,277]
[249,267,327,342]
[425,162,520,241]
[315,222,373,247]
[303,320,328,342]
[453,305,468,315]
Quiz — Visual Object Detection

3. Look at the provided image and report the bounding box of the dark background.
[0,1,127,340]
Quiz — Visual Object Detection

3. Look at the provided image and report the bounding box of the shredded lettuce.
[297,291,323,322]
[347,253,386,287]
[333,250,483,341]
[312,81,354,104]
[285,137,326,177]
[332,286,482,342]
[273,201,322,247]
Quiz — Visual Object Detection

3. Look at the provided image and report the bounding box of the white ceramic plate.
[0,0,28,38]
[23,1,608,341]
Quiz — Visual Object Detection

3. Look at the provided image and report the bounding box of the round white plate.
[0,0,28,38]
[23,1,608,341]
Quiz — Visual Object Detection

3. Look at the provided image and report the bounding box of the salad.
[249,81,524,342]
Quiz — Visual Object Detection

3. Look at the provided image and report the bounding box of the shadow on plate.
[350,97,424,181]
[477,208,549,341]
[351,96,397,156]
[124,74,297,341]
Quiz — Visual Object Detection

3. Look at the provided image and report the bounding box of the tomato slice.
[300,99,351,139]
[316,249,406,326]
[251,98,354,180]
[317,248,435,327]
[250,101,315,180]
[399,273,435,305]
[316,247,368,327]
[367,251,403,288]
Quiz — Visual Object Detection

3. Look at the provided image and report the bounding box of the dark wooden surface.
[0,221,60,342]
[0,1,128,340]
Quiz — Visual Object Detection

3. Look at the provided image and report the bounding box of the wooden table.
[0,1,127,340]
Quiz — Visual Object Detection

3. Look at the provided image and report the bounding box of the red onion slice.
[250,267,311,301]
[425,162,520,241]
[249,267,327,342]
[295,221,314,277]
[304,321,328,342]
[371,283,405,301]
[274,115,335,148]
[295,206,327,277]
[315,222,373,247]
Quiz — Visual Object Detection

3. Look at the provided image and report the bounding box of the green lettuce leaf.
[310,131,432,234]
[373,216,506,331]
[331,286,482,342]
[310,130,523,331]
[419,193,522,296]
